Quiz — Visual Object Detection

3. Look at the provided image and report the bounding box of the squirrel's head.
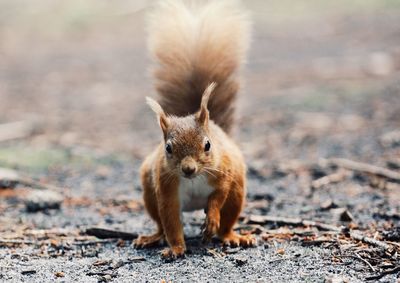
[146,83,216,179]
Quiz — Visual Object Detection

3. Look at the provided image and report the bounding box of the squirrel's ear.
[197,82,217,127]
[146,97,169,136]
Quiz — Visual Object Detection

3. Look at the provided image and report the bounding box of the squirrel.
[134,0,253,259]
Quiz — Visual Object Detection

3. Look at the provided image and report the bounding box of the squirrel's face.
[164,116,213,179]
[146,83,217,179]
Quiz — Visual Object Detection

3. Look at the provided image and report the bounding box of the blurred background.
[0,1,399,280]
[0,0,399,166]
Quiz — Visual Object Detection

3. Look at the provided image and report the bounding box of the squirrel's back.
[148,0,251,134]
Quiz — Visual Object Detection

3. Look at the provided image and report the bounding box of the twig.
[268,255,298,264]
[85,227,138,240]
[73,239,116,246]
[340,254,376,272]
[301,239,336,246]
[86,271,115,277]
[349,231,393,252]
[387,241,400,248]
[324,158,400,183]
[365,266,400,281]
[355,253,376,272]
[246,215,342,232]
[311,169,351,189]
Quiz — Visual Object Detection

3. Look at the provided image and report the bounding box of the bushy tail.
[147,0,251,134]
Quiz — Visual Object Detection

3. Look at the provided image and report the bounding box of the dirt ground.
[0,1,400,282]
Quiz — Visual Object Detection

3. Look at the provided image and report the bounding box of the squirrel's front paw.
[202,217,220,243]
[161,246,185,260]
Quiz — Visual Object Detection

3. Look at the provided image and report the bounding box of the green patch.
[0,146,69,171]
[0,145,128,172]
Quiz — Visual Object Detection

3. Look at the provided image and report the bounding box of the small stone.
[24,190,63,212]
[325,275,348,283]
[111,260,125,269]
[0,168,19,188]
[320,199,338,211]
[339,210,354,222]
[101,275,112,282]
[332,208,354,222]
[21,270,36,275]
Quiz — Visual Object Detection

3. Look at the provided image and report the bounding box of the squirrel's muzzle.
[181,157,198,178]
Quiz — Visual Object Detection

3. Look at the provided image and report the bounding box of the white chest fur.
[178,176,214,212]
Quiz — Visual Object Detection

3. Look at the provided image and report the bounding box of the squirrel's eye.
[165,143,172,154]
[204,140,211,152]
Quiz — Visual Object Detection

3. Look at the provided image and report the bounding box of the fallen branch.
[246,215,395,252]
[324,158,400,183]
[85,227,138,240]
[349,231,393,252]
[366,266,400,281]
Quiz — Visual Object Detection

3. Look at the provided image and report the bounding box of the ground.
[0,0,399,282]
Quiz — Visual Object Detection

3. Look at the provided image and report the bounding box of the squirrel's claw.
[221,233,256,248]
[161,246,185,260]
[202,217,219,243]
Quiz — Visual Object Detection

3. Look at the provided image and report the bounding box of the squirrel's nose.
[182,166,196,177]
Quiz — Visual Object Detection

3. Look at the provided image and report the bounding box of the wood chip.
[54,271,65,277]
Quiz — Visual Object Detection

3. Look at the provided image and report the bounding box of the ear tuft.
[146,97,164,116]
[200,82,217,110]
[146,97,169,138]
[197,82,217,127]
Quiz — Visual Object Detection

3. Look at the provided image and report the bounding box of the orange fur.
[135,0,253,259]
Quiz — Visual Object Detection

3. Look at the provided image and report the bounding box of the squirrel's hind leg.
[217,188,256,248]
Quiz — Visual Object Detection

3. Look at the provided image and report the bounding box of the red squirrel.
[135,0,253,259]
